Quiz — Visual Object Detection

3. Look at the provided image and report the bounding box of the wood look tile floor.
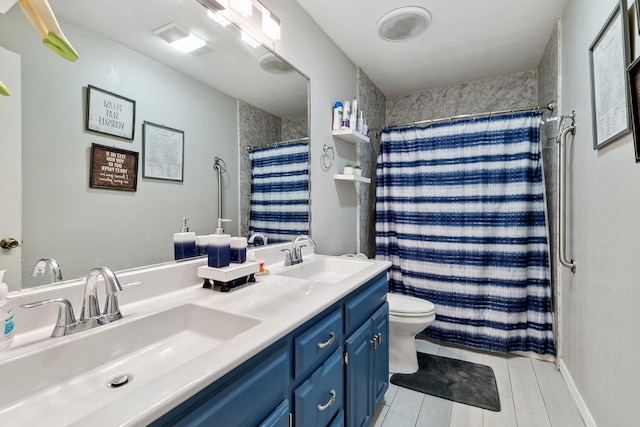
[372,338,585,427]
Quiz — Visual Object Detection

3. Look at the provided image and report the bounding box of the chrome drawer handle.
[316,332,335,349]
[317,389,336,411]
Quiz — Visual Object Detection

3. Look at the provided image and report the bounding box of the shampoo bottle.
[0,270,15,350]
[174,218,196,260]
[208,218,231,268]
[332,102,343,131]
[350,97,358,130]
[341,100,351,129]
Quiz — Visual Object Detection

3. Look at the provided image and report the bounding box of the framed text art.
[86,85,136,140]
[142,121,185,182]
[89,143,139,191]
[588,0,631,150]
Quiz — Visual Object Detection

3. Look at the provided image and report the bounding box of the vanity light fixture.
[207,9,231,27]
[230,0,252,17]
[241,30,260,48]
[258,5,280,40]
[377,6,431,42]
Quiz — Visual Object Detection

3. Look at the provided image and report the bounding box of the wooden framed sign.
[90,143,139,191]
[86,85,136,140]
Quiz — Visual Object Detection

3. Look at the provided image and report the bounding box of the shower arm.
[557,113,576,273]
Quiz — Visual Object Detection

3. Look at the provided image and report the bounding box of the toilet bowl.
[387,292,436,374]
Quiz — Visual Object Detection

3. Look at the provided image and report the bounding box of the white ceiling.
[296,0,568,96]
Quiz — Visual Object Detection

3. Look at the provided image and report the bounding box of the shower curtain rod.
[375,101,556,132]
[246,137,309,151]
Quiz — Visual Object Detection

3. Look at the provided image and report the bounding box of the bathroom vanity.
[0,246,391,426]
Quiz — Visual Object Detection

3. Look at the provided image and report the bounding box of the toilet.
[387,292,436,374]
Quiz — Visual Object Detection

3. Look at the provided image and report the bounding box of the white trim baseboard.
[558,359,597,427]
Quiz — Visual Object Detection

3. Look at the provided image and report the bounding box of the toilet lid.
[387,293,435,315]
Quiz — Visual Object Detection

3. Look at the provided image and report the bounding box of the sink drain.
[107,374,132,388]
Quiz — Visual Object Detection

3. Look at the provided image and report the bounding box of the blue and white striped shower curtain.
[376,111,555,356]
[249,141,309,243]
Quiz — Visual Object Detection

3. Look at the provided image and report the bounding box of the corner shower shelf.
[332,129,370,144]
[334,174,371,184]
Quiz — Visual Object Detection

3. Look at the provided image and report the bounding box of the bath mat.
[390,352,501,411]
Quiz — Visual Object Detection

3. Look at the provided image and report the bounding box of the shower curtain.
[249,141,309,243]
[376,111,555,356]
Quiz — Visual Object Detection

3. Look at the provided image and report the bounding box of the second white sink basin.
[276,257,374,283]
[0,304,262,425]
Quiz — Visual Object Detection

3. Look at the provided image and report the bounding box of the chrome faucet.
[282,235,316,266]
[21,266,142,337]
[32,257,63,283]
[248,232,268,246]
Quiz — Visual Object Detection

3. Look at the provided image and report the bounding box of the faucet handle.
[21,298,77,337]
[103,280,143,321]
[281,248,293,266]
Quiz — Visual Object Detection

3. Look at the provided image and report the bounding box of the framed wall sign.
[627,56,640,162]
[142,121,184,182]
[86,85,136,140]
[588,0,631,150]
[89,143,139,191]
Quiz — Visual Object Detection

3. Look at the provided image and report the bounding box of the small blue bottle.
[230,237,247,263]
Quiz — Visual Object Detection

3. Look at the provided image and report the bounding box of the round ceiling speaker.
[377,6,431,42]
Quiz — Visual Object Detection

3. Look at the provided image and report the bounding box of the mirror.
[0,0,309,290]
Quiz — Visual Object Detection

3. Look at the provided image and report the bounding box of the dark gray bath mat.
[390,352,501,411]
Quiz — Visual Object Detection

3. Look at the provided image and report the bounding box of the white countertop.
[0,251,390,426]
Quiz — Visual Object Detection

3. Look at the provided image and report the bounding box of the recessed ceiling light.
[377,6,431,42]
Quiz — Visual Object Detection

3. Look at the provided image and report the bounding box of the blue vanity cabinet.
[150,269,389,427]
[294,347,344,426]
[344,274,389,427]
[259,400,291,427]
[149,343,290,427]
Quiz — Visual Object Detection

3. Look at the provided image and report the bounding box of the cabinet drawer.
[161,346,289,427]
[344,273,387,335]
[294,308,343,378]
[294,347,344,427]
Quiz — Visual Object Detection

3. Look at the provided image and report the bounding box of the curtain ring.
[321,144,334,171]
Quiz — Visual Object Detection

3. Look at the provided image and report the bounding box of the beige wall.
[561,0,640,425]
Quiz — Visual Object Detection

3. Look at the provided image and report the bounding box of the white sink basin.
[276,257,374,283]
[0,304,262,424]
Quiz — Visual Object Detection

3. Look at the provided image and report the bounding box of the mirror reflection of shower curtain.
[249,141,309,243]
[376,111,555,356]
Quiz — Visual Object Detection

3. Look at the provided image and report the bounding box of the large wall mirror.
[0,0,309,291]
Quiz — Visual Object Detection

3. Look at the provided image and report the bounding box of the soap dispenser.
[174,218,197,260]
[0,270,15,349]
[208,218,231,268]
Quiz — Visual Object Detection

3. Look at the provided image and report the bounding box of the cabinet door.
[259,399,290,427]
[158,347,289,427]
[344,320,372,427]
[371,303,389,410]
[294,347,344,427]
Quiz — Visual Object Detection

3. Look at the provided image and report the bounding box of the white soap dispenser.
[0,270,15,349]
[208,218,231,268]
[174,218,196,260]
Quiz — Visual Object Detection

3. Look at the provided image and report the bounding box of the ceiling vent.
[377,6,431,42]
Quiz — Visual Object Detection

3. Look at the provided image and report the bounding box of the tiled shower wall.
[357,26,559,263]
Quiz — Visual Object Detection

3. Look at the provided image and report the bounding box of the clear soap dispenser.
[174,218,196,260]
[208,218,231,268]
